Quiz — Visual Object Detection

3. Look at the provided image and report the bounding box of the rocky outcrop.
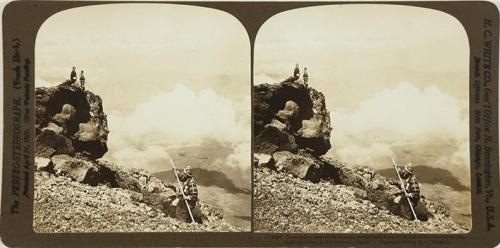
[254,81,332,156]
[34,80,236,232]
[51,154,101,185]
[273,151,322,183]
[33,171,238,233]
[34,154,234,231]
[35,157,51,171]
[34,157,238,232]
[36,80,109,159]
[253,79,407,206]
[253,79,463,232]
[35,155,177,197]
[254,151,442,217]
[254,167,466,233]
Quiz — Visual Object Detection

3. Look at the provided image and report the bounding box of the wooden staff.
[168,156,196,224]
[391,156,418,221]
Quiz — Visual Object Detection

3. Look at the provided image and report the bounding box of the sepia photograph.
[33,4,251,232]
[1,0,500,247]
[253,4,471,233]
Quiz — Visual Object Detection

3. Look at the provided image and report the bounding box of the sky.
[255,4,471,188]
[36,3,472,188]
[36,4,250,112]
[36,4,251,189]
[255,4,469,112]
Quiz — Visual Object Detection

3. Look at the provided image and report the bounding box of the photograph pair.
[34,3,471,234]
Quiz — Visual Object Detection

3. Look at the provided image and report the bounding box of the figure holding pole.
[167,156,198,224]
[391,156,420,221]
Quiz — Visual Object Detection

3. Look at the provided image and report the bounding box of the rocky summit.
[254,167,465,233]
[36,80,109,160]
[254,80,332,156]
[34,170,235,233]
[253,79,468,233]
[34,81,238,232]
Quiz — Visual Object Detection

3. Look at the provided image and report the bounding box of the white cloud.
[333,82,467,140]
[108,84,248,144]
[330,82,470,186]
[111,145,169,172]
[105,84,250,187]
[434,140,470,187]
[219,142,251,190]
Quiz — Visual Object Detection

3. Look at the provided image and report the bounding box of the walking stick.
[391,156,419,221]
[167,156,196,224]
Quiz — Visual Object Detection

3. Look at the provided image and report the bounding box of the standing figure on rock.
[293,63,300,81]
[392,163,428,221]
[303,67,309,86]
[70,66,77,84]
[79,70,86,89]
[170,167,205,224]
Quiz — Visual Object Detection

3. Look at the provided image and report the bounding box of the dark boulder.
[35,157,52,171]
[36,128,75,158]
[51,154,101,185]
[273,151,322,183]
[95,159,176,196]
[255,126,298,154]
[253,153,275,168]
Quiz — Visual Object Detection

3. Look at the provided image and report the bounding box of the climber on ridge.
[293,63,300,81]
[70,66,77,84]
[79,70,86,89]
[303,67,309,86]
[392,163,428,221]
[170,166,205,223]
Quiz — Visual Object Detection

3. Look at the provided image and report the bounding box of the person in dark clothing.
[79,70,86,88]
[303,67,309,85]
[293,64,300,81]
[180,168,198,203]
[172,167,205,223]
[70,67,77,83]
[393,163,428,221]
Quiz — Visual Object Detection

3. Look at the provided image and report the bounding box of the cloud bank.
[329,82,470,187]
[105,84,251,189]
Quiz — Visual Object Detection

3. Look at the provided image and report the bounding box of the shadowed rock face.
[51,154,101,185]
[36,80,109,159]
[254,80,332,156]
[253,79,338,183]
[273,151,322,183]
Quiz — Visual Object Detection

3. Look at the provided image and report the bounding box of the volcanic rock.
[253,153,274,168]
[36,128,75,158]
[35,157,51,171]
[275,100,300,130]
[254,167,465,233]
[34,80,236,232]
[36,80,109,159]
[51,154,100,185]
[273,151,321,182]
[255,126,298,154]
[252,79,460,232]
[34,171,239,232]
[94,159,176,196]
[44,122,64,135]
[254,81,331,156]
[52,103,76,128]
